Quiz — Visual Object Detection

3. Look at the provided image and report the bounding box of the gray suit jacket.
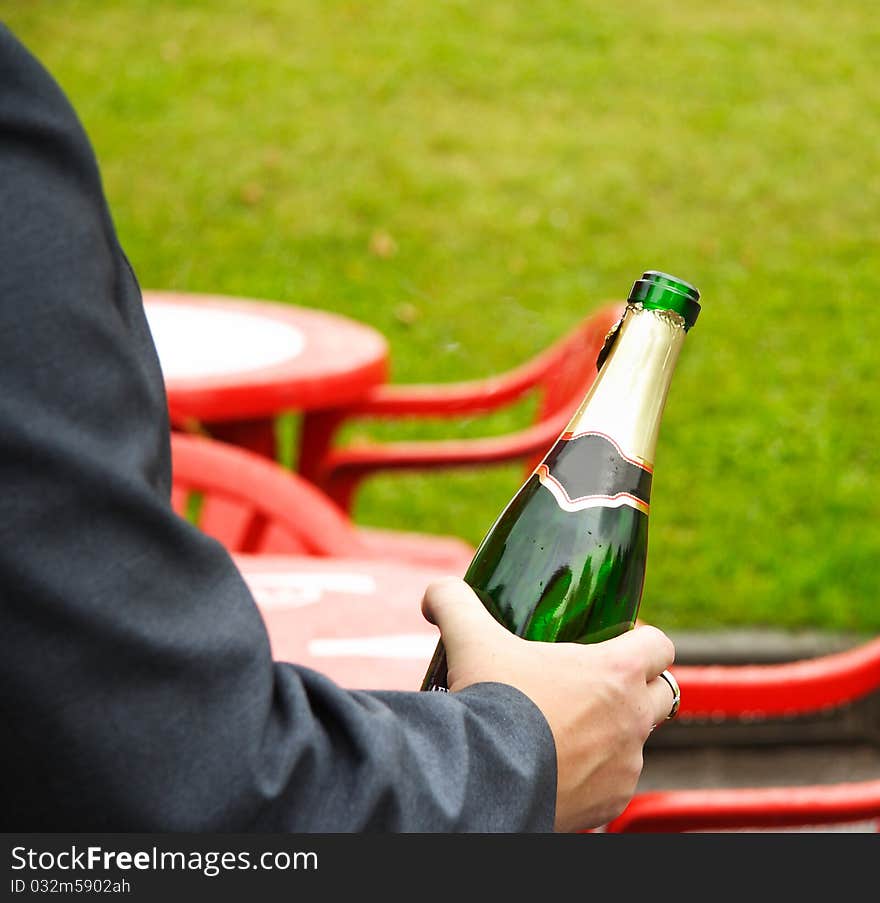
[0,23,556,831]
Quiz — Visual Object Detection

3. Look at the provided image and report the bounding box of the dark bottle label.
[536,431,652,515]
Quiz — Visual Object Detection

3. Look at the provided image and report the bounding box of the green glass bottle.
[420,270,700,692]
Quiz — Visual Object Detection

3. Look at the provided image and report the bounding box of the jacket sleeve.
[0,24,557,832]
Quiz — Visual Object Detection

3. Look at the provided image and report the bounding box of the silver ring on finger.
[658,669,681,720]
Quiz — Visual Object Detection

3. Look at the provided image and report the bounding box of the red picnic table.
[143,290,389,459]
[234,553,443,691]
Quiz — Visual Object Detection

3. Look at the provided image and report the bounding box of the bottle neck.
[563,304,687,469]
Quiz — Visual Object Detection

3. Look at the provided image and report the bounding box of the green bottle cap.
[627,270,701,330]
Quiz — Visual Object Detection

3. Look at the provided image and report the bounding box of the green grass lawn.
[7,1,880,635]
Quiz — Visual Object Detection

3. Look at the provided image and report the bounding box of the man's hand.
[421,577,677,832]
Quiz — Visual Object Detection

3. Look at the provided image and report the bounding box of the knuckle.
[628,748,645,780]
[648,626,676,662]
[607,654,642,688]
[604,788,637,826]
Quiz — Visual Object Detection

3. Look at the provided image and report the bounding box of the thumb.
[421,577,505,643]
[421,576,524,693]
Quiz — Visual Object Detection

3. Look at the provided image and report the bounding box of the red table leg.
[204,417,279,461]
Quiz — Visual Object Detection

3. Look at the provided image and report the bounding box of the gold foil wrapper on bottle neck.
[564,305,687,469]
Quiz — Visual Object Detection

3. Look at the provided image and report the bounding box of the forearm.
[0,22,556,833]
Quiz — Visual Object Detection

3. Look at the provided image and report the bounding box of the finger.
[647,672,680,724]
[420,577,502,639]
[608,624,675,679]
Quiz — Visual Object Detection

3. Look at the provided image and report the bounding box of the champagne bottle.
[421,270,700,692]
